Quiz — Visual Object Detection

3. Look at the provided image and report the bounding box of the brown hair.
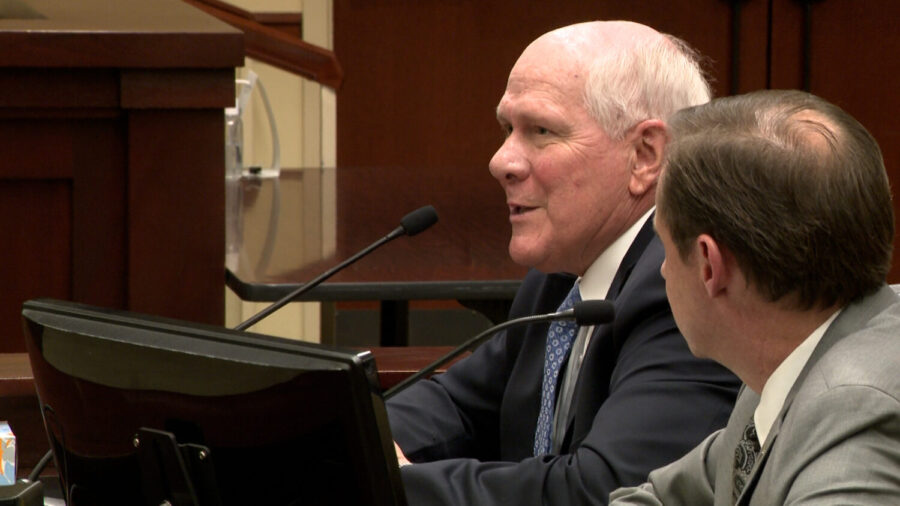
[658,90,893,309]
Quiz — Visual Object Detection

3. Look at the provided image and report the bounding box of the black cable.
[27,449,53,482]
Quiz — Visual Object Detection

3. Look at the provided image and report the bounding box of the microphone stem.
[235,227,405,332]
[382,312,560,400]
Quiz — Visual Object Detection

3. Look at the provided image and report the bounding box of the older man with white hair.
[387,21,740,505]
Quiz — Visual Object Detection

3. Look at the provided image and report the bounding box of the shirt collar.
[754,308,842,446]
[579,207,655,301]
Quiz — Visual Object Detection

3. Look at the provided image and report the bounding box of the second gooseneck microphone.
[382,299,615,399]
[235,205,438,331]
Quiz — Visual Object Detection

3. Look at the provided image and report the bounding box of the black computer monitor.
[21,298,406,506]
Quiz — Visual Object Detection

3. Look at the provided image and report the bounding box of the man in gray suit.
[610,89,900,505]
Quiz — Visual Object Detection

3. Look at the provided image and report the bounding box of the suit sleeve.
[386,329,516,461]
[609,430,723,505]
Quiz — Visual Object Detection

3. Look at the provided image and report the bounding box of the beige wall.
[224,0,336,342]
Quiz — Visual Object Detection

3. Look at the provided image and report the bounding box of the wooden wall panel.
[0,182,71,353]
[71,119,127,309]
[127,109,226,325]
[770,0,900,280]
[0,0,241,351]
[335,1,737,174]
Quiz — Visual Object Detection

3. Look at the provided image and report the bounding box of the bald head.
[509,21,710,139]
[523,20,665,67]
[755,107,841,162]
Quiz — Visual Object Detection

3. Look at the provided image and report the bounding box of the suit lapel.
[559,217,659,446]
[760,285,897,452]
[785,284,896,410]
[735,284,898,504]
[606,214,658,301]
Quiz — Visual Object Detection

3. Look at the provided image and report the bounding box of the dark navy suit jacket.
[387,220,740,505]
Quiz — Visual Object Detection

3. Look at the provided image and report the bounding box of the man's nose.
[489,136,528,183]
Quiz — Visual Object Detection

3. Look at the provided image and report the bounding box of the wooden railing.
[182,0,343,89]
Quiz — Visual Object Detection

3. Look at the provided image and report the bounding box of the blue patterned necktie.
[533,283,582,455]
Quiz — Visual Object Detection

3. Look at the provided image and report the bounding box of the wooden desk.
[226,168,527,344]
[0,347,461,473]
[0,0,242,352]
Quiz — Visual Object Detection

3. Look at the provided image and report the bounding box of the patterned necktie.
[733,419,761,503]
[533,283,582,456]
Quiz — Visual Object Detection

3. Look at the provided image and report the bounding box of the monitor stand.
[135,428,218,506]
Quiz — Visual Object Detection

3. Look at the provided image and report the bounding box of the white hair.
[583,34,711,139]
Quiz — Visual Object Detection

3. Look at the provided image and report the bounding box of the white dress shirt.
[754,309,842,446]
[550,207,655,452]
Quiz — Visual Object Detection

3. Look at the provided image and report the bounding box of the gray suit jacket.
[610,284,900,505]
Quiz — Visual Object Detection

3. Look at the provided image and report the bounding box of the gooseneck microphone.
[25,207,438,484]
[382,299,615,400]
[235,205,438,331]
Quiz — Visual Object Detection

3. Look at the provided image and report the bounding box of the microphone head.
[400,205,439,236]
[573,300,615,326]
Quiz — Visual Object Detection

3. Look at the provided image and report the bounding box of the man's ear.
[628,119,668,196]
[696,234,729,298]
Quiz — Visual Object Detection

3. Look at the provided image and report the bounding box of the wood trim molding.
[182,0,343,89]
[254,12,303,39]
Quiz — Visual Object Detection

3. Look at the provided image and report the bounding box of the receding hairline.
[659,90,893,309]
[528,21,669,67]
[755,106,843,162]
[498,21,676,120]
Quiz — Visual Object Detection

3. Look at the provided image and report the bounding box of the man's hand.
[394,441,412,467]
